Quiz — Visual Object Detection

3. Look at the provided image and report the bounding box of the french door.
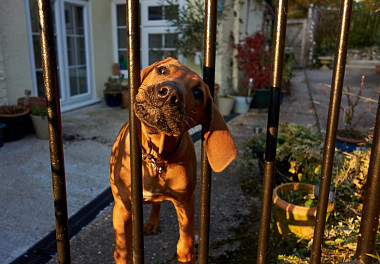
[26,0,94,111]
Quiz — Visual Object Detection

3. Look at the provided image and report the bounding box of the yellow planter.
[273,182,334,240]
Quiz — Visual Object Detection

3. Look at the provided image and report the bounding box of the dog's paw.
[144,220,160,234]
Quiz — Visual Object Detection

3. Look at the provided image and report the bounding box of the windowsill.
[60,98,102,113]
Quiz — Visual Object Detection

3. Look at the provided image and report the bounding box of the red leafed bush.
[232,31,271,90]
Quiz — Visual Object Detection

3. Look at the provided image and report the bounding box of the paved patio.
[0,69,378,263]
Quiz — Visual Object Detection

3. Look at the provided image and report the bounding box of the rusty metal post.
[355,93,380,264]
[198,0,217,263]
[126,0,144,263]
[37,1,71,263]
[310,0,353,262]
[256,0,288,263]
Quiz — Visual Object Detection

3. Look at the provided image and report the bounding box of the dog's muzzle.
[135,82,186,135]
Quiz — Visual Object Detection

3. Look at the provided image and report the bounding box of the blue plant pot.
[104,91,122,107]
[0,123,5,147]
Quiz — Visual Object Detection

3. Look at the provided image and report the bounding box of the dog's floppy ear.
[140,57,176,83]
[203,94,238,173]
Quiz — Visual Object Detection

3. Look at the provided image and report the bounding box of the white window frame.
[111,0,129,76]
[25,0,95,112]
[141,27,181,68]
[112,0,185,73]
[140,0,175,27]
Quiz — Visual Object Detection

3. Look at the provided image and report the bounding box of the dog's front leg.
[173,195,195,264]
[144,203,161,234]
[113,200,132,264]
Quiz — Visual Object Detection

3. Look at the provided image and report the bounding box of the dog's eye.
[157,66,169,75]
[192,87,204,101]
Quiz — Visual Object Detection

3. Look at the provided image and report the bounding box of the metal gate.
[36,0,379,263]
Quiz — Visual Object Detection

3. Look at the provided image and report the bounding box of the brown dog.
[109,57,237,263]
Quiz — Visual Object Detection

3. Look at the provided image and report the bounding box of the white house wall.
[0,0,33,105]
[215,0,264,95]
[89,0,114,101]
[0,0,264,107]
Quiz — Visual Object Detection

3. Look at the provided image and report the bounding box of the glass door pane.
[148,33,178,65]
[64,3,88,97]
[29,0,61,98]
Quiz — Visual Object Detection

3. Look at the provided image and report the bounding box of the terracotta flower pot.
[273,182,334,240]
[121,90,129,109]
[376,64,380,75]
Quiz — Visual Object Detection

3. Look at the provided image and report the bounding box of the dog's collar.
[141,136,183,182]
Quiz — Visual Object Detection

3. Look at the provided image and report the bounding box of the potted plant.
[273,182,334,240]
[282,47,295,95]
[104,76,128,107]
[0,105,31,141]
[17,93,47,134]
[335,75,376,152]
[30,105,49,139]
[248,123,325,185]
[232,79,254,114]
[246,123,335,240]
[215,87,234,116]
[232,31,272,108]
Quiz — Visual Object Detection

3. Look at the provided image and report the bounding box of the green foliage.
[349,1,380,49]
[279,189,318,207]
[31,105,47,118]
[218,124,379,263]
[250,123,324,184]
[164,0,205,57]
[315,0,380,56]
[104,77,127,92]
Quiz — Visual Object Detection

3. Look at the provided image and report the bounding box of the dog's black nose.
[156,82,183,105]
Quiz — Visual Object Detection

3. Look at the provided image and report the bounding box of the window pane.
[149,34,162,48]
[65,6,74,35]
[164,50,178,59]
[149,50,164,65]
[69,68,78,96]
[75,6,84,35]
[118,28,128,49]
[148,6,163,20]
[165,34,178,48]
[118,51,128,70]
[117,5,126,26]
[33,36,42,69]
[29,0,40,33]
[36,71,45,96]
[67,36,76,65]
[77,37,86,65]
[165,5,179,20]
[78,66,88,94]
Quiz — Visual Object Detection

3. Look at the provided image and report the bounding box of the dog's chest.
[142,162,167,202]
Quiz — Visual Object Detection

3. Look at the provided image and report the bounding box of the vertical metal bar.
[198,0,217,263]
[126,0,144,263]
[37,1,71,263]
[355,93,380,264]
[256,0,288,263]
[310,0,353,262]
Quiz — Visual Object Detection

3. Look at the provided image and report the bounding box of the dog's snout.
[156,82,183,105]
